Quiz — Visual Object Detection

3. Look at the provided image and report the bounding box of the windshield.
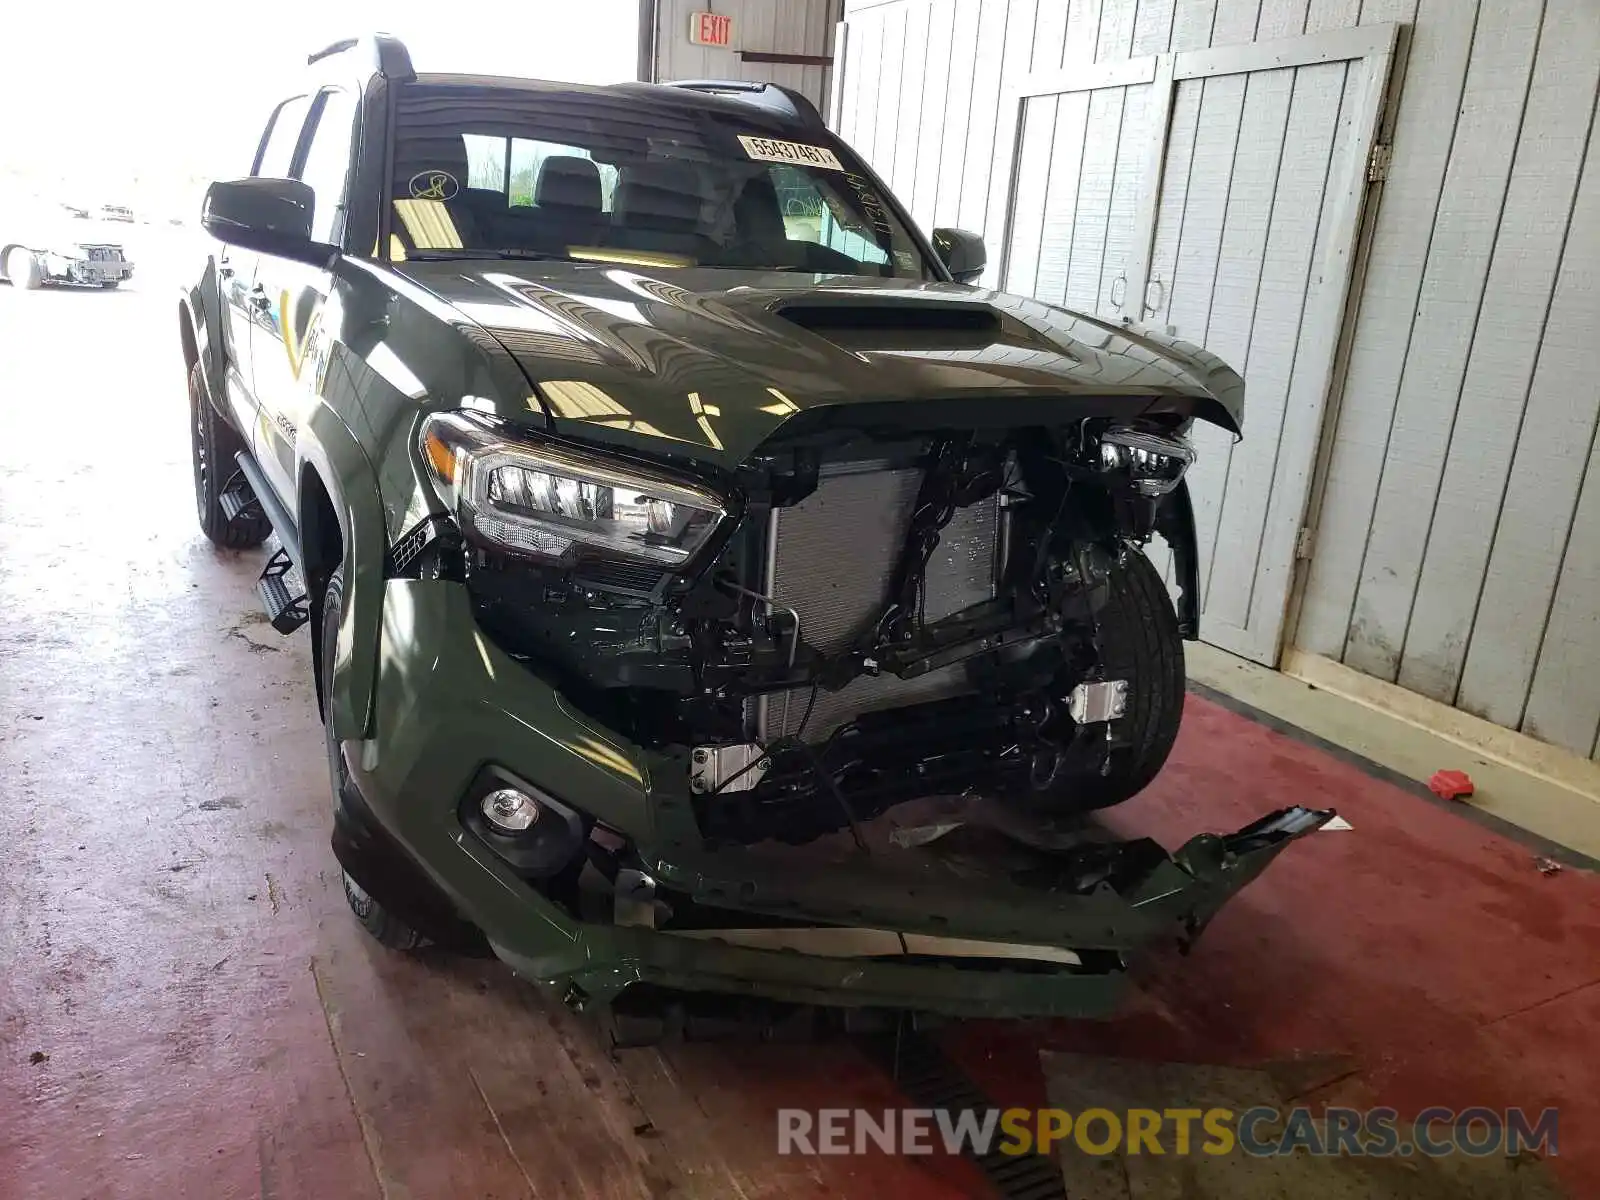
[388,83,935,279]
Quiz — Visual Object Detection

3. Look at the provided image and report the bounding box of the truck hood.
[392,261,1243,469]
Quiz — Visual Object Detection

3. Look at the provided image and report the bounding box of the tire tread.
[190,361,270,550]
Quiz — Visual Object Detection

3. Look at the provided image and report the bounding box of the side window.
[300,89,361,245]
[766,165,888,265]
[255,95,312,179]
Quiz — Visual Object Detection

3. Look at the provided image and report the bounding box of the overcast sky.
[1,0,639,202]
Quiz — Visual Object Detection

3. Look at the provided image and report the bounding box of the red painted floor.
[944,695,1600,1197]
[2,281,1597,1198]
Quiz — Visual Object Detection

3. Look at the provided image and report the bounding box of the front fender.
[298,402,386,740]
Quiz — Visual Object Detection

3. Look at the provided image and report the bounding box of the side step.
[218,476,263,524]
[258,548,309,634]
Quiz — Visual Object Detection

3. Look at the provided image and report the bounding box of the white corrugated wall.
[836,0,1600,762]
[651,0,843,109]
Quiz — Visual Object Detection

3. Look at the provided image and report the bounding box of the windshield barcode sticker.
[737,135,844,171]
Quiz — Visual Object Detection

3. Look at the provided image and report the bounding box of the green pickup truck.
[179,33,1328,1023]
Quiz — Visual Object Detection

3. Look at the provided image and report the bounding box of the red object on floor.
[1428,768,1476,800]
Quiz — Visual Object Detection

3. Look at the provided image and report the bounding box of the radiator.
[752,462,999,741]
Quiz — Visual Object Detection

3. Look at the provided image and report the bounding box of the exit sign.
[689,11,734,46]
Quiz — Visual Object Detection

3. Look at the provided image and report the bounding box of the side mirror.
[932,227,987,284]
[201,178,334,267]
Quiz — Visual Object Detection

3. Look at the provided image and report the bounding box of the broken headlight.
[1094,424,1196,496]
[420,412,727,568]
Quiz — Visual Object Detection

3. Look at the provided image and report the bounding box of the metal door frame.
[989,23,1398,664]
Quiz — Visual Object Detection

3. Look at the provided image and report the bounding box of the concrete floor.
[2,273,1597,1198]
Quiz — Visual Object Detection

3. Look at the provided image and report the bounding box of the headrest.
[534,156,603,213]
[732,172,785,242]
[613,160,704,232]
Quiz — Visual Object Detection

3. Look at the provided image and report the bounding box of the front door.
[217,247,261,438]
[224,93,314,486]
[997,27,1397,665]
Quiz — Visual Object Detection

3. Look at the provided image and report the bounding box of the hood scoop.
[773,300,1004,348]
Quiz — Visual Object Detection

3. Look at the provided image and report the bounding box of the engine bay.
[407,417,1199,845]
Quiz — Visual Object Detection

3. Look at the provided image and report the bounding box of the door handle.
[1143,277,1166,315]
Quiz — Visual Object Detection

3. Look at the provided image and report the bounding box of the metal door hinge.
[1367,143,1392,182]
[1294,526,1315,561]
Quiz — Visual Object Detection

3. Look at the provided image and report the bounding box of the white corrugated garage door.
[991,28,1395,663]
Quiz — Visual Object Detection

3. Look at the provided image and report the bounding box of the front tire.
[99,280,121,290]
[321,570,423,952]
[188,360,270,549]
[1017,551,1186,814]
[341,870,424,951]
[6,248,42,290]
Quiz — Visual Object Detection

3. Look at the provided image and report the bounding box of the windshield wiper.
[402,248,573,262]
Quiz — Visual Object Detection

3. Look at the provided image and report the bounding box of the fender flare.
[1155,480,1201,641]
[297,403,386,741]
[177,293,205,390]
[180,266,228,414]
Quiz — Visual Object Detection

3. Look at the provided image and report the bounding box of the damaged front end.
[579,800,1333,1019]
[371,404,1329,1017]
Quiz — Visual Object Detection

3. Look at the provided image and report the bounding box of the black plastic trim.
[334,754,490,953]
[662,79,826,128]
[1155,479,1201,640]
[308,33,416,82]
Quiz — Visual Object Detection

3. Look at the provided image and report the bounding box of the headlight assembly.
[420,412,727,568]
[1095,425,1196,496]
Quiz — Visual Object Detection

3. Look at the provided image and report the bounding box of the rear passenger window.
[256,95,312,178]
[464,134,507,191]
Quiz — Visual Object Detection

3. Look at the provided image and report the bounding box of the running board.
[258,548,308,634]
[218,477,263,524]
[233,450,301,567]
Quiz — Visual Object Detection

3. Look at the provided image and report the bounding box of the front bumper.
[345,579,1331,1018]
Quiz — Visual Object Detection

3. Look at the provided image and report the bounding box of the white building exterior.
[649,0,1600,763]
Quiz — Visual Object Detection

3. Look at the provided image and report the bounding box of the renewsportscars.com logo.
[776,1106,1559,1159]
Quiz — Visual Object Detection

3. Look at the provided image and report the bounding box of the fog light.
[480,787,540,835]
[462,772,587,877]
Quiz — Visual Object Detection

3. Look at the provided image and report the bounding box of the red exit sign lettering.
[689,11,734,46]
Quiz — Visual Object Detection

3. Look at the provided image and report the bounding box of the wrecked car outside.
[179,36,1330,1022]
[2,201,135,290]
